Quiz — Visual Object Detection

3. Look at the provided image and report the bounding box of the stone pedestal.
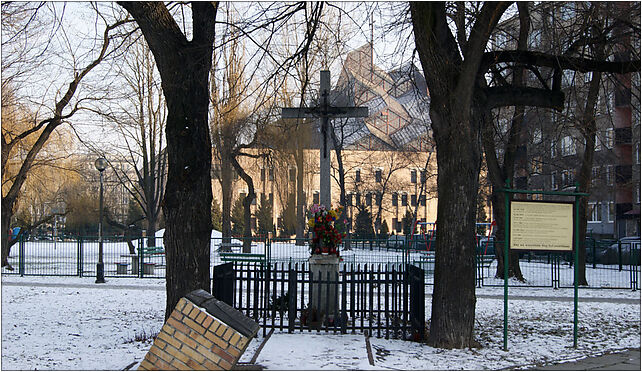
[308,254,340,326]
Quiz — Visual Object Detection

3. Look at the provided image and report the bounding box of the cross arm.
[281,106,368,119]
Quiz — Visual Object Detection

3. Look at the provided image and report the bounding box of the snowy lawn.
[1,275,639,370]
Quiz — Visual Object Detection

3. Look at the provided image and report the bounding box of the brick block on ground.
[138,290,260,370]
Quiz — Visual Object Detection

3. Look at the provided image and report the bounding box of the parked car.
[597,237,641,265]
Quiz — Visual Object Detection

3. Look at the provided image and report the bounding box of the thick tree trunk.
[428,108,481,348]
[120,2,217,320]
[1,204,14,269]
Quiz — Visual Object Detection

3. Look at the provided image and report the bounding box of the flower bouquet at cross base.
[307,204,346,256]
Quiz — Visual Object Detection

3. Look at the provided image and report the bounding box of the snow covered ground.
[1,275,639,370]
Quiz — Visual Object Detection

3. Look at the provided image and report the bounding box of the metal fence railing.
[213,261,424,340]
[3,235,639,290]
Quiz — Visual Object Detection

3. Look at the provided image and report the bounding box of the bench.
[120,247,165,275]
[220,252,266,264]
[216,242,243,252]
[114,262,129,274]
[139,246,165,255]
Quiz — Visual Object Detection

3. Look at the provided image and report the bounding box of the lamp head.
[94,157,108,172]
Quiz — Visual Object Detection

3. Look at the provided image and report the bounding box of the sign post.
[501,180,588,350]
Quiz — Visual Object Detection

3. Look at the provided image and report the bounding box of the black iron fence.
[212,261,426,340]
[3,235,639,290]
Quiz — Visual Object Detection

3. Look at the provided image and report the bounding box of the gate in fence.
[212,261,426,340]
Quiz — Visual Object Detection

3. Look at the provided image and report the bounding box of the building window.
[376,193,382,207]
[606,165,614,186]
[289,168,296,182]
[410,169,417,183]
[313,191,320,204]
[421,170,427,184]
[550,141,558,158]
[269,168,274,181]
[366,193,372,207]
[605,128,614,149]
[420,194,426,206]
[551,171,558,189]
[607,202,615,223]
[411,194,417,206]
[355,169,361,183]
[347,193,353,207]
[562,169,575,188]
[260,168,266,182]
[588,202,601,222]
[561,136,575,156]
[592,166,600,185]
[635,183,640,204]
[595,135,602,151]
[392,192,398,207]
[375,169,382,183]
[355,193,361,206]
[401,193,408,206]
[636,143,640,164]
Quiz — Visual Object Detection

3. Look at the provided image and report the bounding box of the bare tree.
[1,3,128,268]
[409,1,639,348]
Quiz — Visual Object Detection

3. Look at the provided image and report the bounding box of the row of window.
[550,165,618,189]
[311,191,428,208]
[556,130,614,157]
[588,202,616,223]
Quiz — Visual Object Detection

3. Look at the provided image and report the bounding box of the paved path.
[527,348,640,370]
[2,280,639,304]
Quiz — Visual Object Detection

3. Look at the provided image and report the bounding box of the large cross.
[282,70,368,208]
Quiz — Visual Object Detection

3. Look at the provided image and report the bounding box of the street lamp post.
[95,157,107,284]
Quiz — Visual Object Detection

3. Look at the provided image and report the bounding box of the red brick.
[186,359,207,370]
[226,345,241,358]
[197,344,222,364]
[202,359,223,370]
[211,345,236,364]
[219,359,233,370]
